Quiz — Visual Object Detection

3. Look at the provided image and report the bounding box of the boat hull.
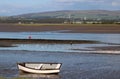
[17,63,61,74]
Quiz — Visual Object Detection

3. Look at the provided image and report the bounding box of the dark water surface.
[0,50,120,79]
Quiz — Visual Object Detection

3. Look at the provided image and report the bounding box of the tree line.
[0,17,120,24]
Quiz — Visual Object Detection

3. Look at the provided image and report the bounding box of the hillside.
[12,10,120,20]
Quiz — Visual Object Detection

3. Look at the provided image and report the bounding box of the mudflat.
[0,23,120,33]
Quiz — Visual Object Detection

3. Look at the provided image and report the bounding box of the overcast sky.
[0,0,120,16]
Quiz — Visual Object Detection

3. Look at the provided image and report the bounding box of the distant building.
[30,22,34,24]
[18,22,22,24]
[73,21,83,24]
[114,22,120,24]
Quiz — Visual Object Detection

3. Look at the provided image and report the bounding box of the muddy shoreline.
[0,38,100,46]
[90,46,120,51]
[0,24,120,33]
[0,39,120,51]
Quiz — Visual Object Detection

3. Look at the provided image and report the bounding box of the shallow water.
[0,32,120,52]
[0,43,120,53]
[0,32,120,43]
[0,50,120,79]
[0,32,120,79]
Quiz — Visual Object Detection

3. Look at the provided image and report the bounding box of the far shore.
[0,23,120,33]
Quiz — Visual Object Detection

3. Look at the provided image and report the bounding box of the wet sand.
[0,39,119,52]
[90,46,120,51]
[0,23,120,33]
[0,38,100,48]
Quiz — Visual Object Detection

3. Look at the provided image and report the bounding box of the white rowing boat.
[17,62,62,74]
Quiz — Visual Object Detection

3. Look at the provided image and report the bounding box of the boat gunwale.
[17,62,62,70]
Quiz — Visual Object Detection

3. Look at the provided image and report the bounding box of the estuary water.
[0,32,120,53]
[0,31,120,79]
[0,32,120,44]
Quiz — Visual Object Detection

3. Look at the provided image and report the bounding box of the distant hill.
[11,10,120,20]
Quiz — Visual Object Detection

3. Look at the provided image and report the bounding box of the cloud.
[54,0,107,8]
[112,1,120,6]
[0,10,8,13]
[0,9,12,16]
[0,0,120,16]
[56,0,81,3]
[56,0,105,3]
[54,0,120,10]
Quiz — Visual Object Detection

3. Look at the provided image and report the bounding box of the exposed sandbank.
[0,38,100,47]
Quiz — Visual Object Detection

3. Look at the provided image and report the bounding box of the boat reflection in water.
[19,73,60,79]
